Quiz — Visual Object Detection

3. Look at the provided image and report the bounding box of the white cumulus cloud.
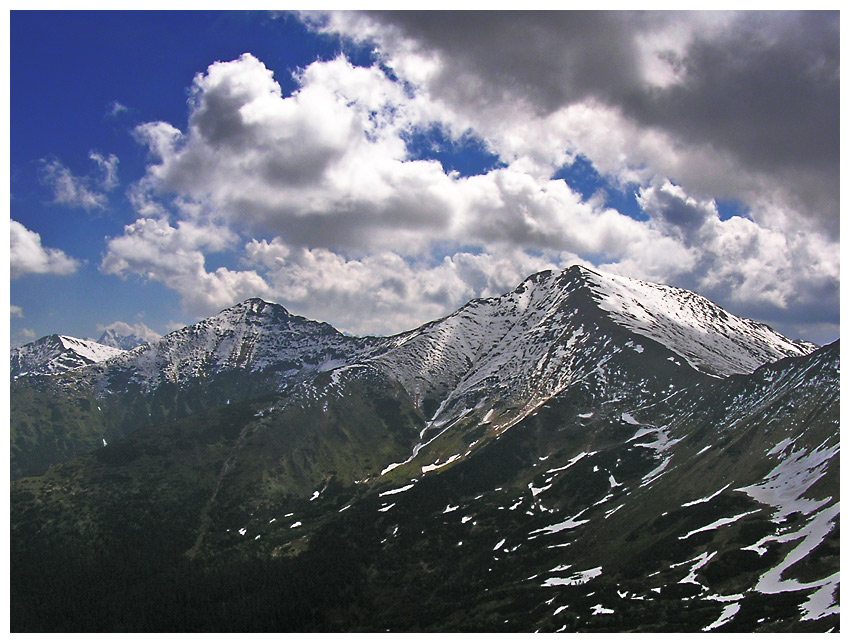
[113,32,837,343]
[311,10,838,236]
[245,237,569,335]
[11,220,80,279]
[101,217,270,317]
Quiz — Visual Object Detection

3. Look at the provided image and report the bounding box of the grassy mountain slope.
[10,342,838,632]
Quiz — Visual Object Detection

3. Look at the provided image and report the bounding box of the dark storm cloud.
[703,268,839,330]
[355,10,840,233]
[639,181,715,229]
[625,12,838,171]
[621,12,839,231]
[362,10,647,113]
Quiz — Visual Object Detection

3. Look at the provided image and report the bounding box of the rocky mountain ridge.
[10,266,817,481]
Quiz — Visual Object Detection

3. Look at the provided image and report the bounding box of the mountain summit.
[373,265,813,423]
[95,326,161,351]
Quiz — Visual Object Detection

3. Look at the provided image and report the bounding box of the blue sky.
[10,11,349,341]
[9,10,840,346]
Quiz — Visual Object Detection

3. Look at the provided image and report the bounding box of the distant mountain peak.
[85,294,383,396]
[96,327,160,351]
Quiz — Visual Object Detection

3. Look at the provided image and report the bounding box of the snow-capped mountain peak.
[362,265,816,438]
[96,327,162,351]
[11,334,125,379]
[89,297,387,394]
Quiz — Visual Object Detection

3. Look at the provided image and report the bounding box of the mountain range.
[10,265,839,632]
